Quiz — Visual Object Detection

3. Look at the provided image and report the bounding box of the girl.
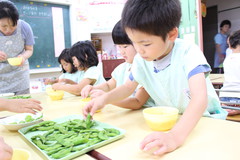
[52,41,105,95]
[44,48,79,85]
[81,20,154,109]
[220,30,240,115]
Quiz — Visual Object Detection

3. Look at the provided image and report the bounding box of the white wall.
[92,33,118,58]
[70,0,91,43]
[206,0,240,33]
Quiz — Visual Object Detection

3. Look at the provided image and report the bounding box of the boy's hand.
[0,137,13,160]
[140,131,179,155]
[89,89,106,98]
[82,96,106,117]
[81,85,93,98]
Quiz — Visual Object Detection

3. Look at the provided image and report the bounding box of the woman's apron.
[0,20,30,93]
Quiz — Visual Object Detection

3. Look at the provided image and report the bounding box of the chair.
[215,89,240,122]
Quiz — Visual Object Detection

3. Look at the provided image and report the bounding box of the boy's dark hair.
[220,20,231,28]
[70,40,98,70]
[58,48,77,73]
[229,30,240,49]
[112,20,132,45]
[121,0,181,41]
[0,0,19,26]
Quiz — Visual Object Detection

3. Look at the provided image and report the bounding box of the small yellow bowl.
[46,88,64,100]
[12,148,31,160]
[143,106,179,131]
[7,57,23,66]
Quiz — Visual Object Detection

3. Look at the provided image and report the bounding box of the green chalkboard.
[11,0,71,69]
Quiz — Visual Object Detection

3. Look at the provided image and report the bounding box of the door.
[202,6,218,73]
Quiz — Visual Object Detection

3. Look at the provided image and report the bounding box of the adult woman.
[0,0,34,95]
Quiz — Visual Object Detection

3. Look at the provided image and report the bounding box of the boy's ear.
[168,27,178,42]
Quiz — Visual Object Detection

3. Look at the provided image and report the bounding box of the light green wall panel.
[179,0,199,44]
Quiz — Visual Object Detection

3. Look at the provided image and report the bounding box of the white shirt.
[220,53,240,98]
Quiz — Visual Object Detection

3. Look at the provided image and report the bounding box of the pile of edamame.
[23,115,120,159]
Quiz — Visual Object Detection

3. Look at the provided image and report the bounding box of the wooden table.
[209,74,224,88]
[209,74,240,121]
[1,92,240,160]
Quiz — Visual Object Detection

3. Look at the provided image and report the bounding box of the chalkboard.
[11,0,71,69]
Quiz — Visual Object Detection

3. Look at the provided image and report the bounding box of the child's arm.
[59,78,77,85]
[81,78,117,98]
[111,87,150,110]
[92,78,117,92]
[140,73,208,155]
[44,78,59,85]
[52,78,95,96]
[83,79,139,117]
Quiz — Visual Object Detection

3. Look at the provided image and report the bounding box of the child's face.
[72,56,79,68]
[72,56,84,71]
[125,28,175,61]
[60,59,72,73]
[116,44,136,63]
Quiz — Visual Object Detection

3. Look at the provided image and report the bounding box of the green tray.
[18,115,125,160]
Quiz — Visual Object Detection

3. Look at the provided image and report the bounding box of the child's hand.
[0,137,12,160]
[89,89,106,98]
[82,96,106,117]
[44,78,52,85]
[140,131,179,155]
[81,85,93,98]
[52,83,62,90]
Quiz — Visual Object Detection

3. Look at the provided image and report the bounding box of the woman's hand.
[7,99,42,114]
[0,137,13,160]
[17,55,25,66]
[0,51,7,61]
[140,131,180,155]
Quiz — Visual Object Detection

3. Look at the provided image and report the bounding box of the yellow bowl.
[143,106,179,131]
[46,88,64,100]
[7,57,23,66]
[12,148,31,160]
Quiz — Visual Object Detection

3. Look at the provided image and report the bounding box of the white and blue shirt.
[129,38,227,119]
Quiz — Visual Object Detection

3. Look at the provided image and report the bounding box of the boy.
[81,20,153,109]
[83,0,227,155]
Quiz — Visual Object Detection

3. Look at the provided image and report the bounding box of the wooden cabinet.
[91,38,102,54]
[102,59,125,79]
